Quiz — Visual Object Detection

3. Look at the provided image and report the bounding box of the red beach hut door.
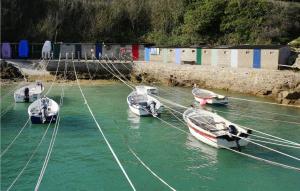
[132,44,139,60]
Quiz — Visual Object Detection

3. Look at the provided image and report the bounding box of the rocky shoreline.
[132,62,300,106]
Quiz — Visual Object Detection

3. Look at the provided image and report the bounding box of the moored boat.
[28,96,59,124]
[192,88,228,105]
[135,85,158,95]
[127,91,162,117]
[14,82,44,103]
[183,107,251,149]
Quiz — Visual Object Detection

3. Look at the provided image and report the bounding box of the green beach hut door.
[197,48,202,65]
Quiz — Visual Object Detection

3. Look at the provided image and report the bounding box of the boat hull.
[194,96,228,105]
[188,125,249,149]
[30,115,57,124]
[14,93,42,103]
[128,104,161,116]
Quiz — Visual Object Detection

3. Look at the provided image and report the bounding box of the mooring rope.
[220,146,300,171]
[72,60,136,191]
[249,138,300,149]
[214,108,300,126]
[249,134,300,146]
[0,103,15,118]
[84,57,93,80]
[228,96,300,108]
[106,59,300,147]
[0,117,30,158]
[44,55,61,96]
[150,95,300,161]
[6,116,55,191]
[114,55,132,71]
[100,57,300,171]
[34,86,64,190]
[159,86,300,119]
[97,58,135,90]
[128,147,177,191]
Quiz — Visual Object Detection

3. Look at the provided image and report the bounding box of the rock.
[281,91,289,98]
[282,99,291,105]
[286,91,300,100]
[0,60,24,79]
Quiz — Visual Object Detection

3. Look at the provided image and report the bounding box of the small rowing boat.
[135,85,158,95]
[28,96,59,124]
[192,88,228,105]
[14,82,44,103]
[127,90,162,117]
[183,107,251,149]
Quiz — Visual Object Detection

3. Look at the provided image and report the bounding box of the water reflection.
[185,134,218,170]
[127,109,140,129]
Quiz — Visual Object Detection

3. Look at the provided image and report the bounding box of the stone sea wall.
[132,62,300,105]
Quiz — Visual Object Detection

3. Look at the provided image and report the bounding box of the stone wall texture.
[132,62,300,105]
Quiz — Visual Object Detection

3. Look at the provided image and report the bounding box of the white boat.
[28,96,59,124]
[127,91,162,117]
[192,88,228,105]
[183,108,251,149]
[14,82,44,103]
[135,85,158,95]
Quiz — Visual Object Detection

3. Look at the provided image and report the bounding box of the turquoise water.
[1,82,300,191]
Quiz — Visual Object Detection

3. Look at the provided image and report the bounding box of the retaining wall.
[132,62,300,105]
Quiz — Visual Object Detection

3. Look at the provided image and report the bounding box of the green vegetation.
[1,0,300,46]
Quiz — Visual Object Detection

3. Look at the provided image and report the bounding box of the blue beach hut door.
[253,49,261,68]
[18,40,29,58]
[95,43,102,59]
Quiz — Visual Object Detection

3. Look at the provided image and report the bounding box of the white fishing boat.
[28,96,59,124]
[127,91,162,117]
[192,88,228,105]
[135,85,158,95]
[183,108,251,149]
[14,82,44,103]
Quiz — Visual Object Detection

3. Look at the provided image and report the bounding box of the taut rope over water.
[72,59,136,191]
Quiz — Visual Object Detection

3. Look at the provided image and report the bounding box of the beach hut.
[42,41,52,59]
[145,47,150,62]
[95,43,102,59]
[1,42,12,59]
[18,40,29,58]
[81,44,96,59]
[181,48,197,65]
[60,43,75,59]
[75,44,82,59]
[175,48,181,64]
[132,44,139,61]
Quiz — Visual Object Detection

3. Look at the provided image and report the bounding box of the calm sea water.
[1,82,300,191]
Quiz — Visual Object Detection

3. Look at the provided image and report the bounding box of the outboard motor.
[228,125,241,151]
[41,98,48,123]
[149,101,158,117]
[228,125,238,136]
[24,87,29,102]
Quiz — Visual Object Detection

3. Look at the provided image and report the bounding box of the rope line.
[129,147,177,191]
[100,57,300,171]
[249,138,300,149]
[34,87,64,190]
[72,60,136,191]
[0,118,30,158]
[214,109,300,126]
[6,117,55,191]
[45,56,61,96]
[228,96,300,108]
